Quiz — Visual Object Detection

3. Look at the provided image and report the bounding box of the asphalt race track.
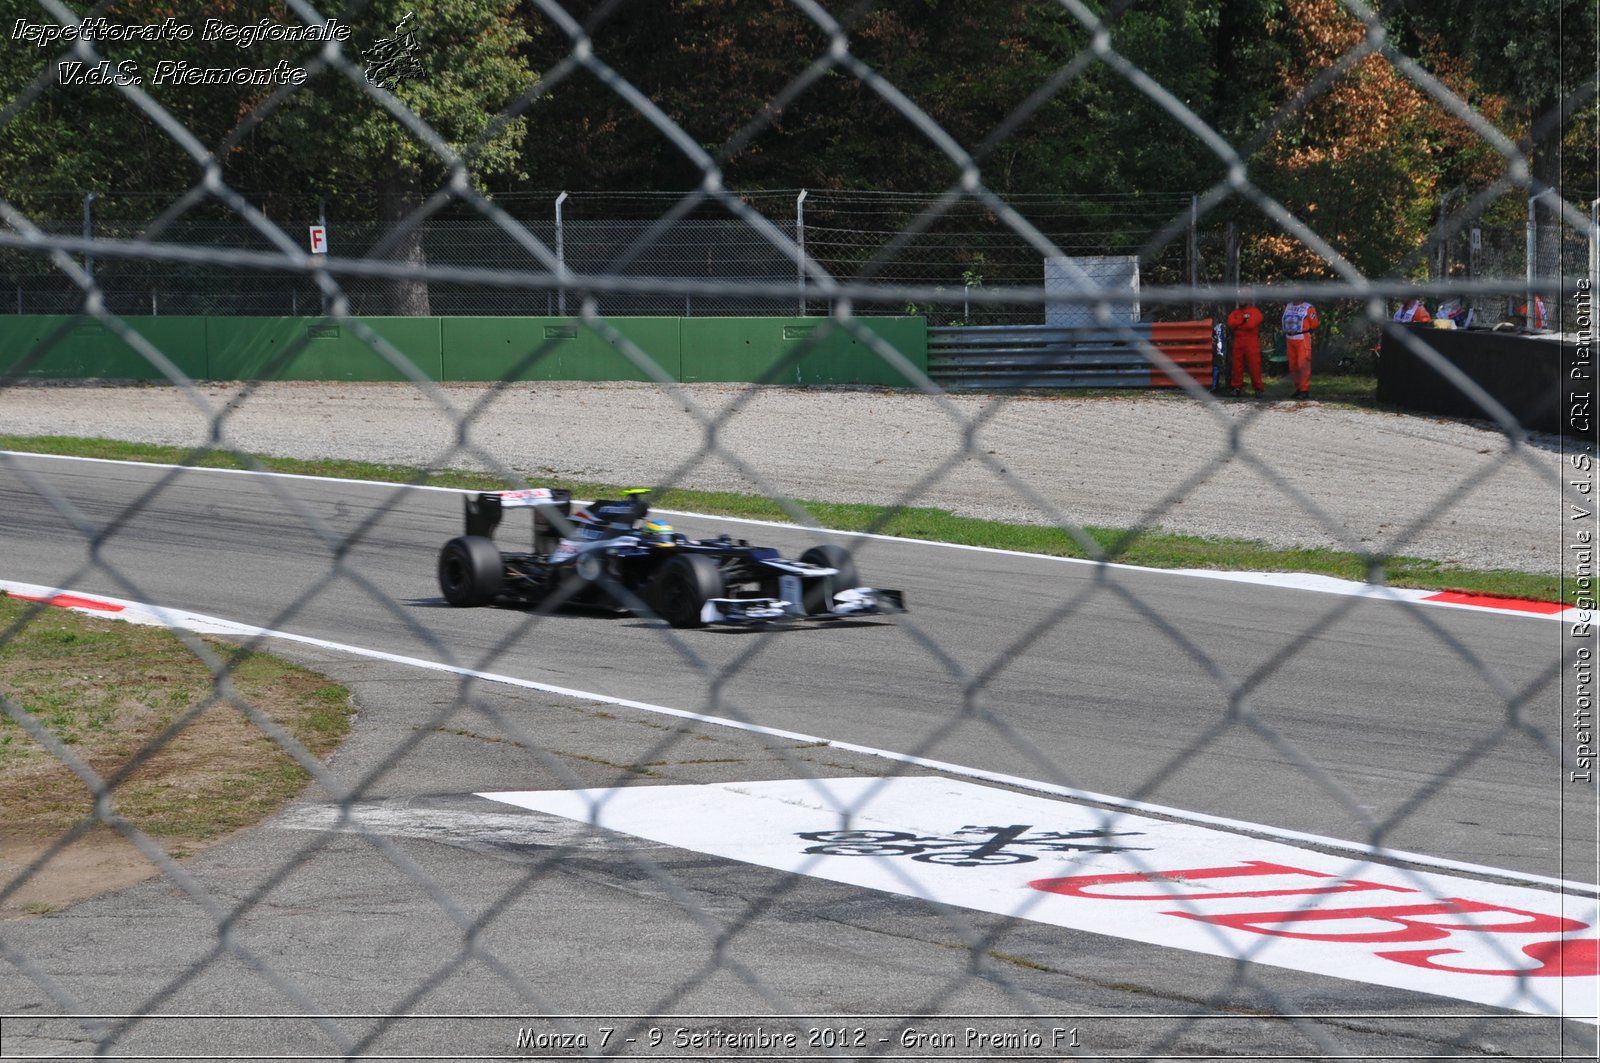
[1,453,1593,1060]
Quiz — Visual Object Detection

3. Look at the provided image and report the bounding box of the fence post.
[1225,222,1238,292]
[1434,185,1463,281]
[151,288,157,316]
[796,188,807,316]
[1591,198,1599,293]
[1525,194,1537,328]
[1187,194,1198,318]
[83,192,97,279]
[555,191,569,316]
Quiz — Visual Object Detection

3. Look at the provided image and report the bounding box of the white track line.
[2,577,1592,896]
[3,450,1583,624]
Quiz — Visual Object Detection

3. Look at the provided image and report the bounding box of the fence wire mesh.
[6,200,1589,326]
[0,0,1596,1060]
[0,195,1197,321]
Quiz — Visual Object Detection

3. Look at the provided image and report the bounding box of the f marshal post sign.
[308,225,327,255]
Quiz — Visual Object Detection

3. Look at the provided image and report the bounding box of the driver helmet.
[639,518,675,542]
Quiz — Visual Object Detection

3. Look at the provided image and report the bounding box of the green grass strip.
[1,432,1565,605]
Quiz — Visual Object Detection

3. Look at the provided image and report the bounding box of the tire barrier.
[928,320,1214,389]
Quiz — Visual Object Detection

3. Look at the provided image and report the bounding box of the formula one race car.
[436,488,906,628]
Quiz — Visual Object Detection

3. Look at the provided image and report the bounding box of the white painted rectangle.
[1043,255,1139,327]
[480,777,1598,1023]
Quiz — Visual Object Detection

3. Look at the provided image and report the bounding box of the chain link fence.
[0,0,1596,1059]
[1433,218,1594,325]
[3,193,1192,322]
[7,194,1591,329]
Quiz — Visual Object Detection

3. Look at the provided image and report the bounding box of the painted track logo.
[798,824,1149,865]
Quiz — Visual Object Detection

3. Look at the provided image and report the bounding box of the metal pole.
[83,192,97,279]
[1525,194,1537,329]
[1187,194,1199,319]
[796,189,807,316]
[1590,198,1599,294]
[555,191,569,316]
[1434,185,1463,282]
[1225,221,1239,292]
[151,288,157,316]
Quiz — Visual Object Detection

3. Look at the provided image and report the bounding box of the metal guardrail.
[928,321,1214,389]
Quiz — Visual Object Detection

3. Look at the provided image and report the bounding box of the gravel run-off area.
[0,380,1572,575]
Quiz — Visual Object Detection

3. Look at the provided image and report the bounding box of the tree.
[1395,0,1598,282]
[260,0,534,313]
[0,0,280,220]
[0,1,534,314]
[2,0,1568,323]
[1229,0,1527,290]
[516,1,1118,194]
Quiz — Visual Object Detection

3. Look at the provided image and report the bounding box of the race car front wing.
[699,587,907,626]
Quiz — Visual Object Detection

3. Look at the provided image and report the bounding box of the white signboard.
[1044,254,1139,327]
[308,224,328,255]
[481,777,1598,1022]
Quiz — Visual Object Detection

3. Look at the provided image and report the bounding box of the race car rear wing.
[465,489,574,554]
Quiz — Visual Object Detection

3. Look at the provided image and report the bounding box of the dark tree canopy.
[0,0,1587,289]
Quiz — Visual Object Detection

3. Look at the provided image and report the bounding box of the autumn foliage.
[1248,0,1510,281]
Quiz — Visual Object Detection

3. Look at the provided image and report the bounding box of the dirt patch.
[0,827,219,919]
[0,593,353,919]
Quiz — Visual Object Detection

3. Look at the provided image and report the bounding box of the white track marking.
[2,577,1592,896]
[4,449,1578,623]
[274,803,668,853]
[482,777,1600,1023]
[0,449,465,492]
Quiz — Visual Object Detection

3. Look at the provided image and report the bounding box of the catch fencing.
[1,201,1185,323]
[7,196,1591,330]
[0,1,1595,1061]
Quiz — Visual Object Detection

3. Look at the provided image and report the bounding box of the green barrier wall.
[680,317,925,386]
[442,317,682,381]
[0,316,207,379]
[0,315,928,386]
[206,317,443,381]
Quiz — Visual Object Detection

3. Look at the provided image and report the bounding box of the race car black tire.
[799,544,858,615]
[651,553,724,628]
[438,536,503,607]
